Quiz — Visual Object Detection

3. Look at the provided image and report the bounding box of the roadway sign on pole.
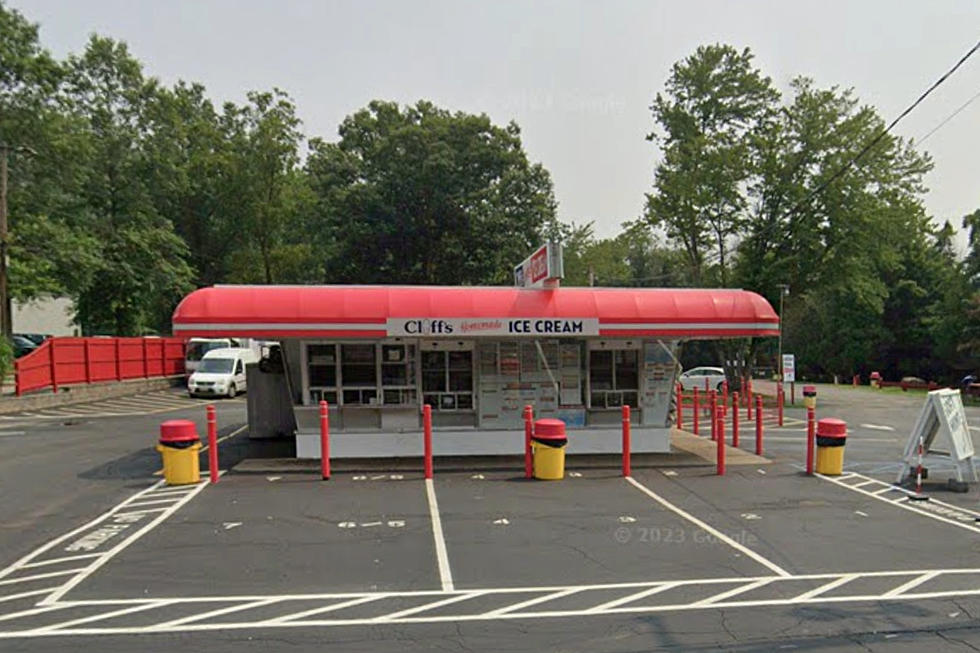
[781,354,795,383]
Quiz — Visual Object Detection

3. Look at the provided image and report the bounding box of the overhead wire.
[917,86,980,145]
[746,38,980,242]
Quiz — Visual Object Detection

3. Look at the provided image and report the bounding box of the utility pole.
[0,145,10,340]
[0,143,36,340]
[776,284,790,386]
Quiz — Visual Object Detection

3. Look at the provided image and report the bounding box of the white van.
[187,348,259,398]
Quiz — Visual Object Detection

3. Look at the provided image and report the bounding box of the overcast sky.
[13,0,980,251]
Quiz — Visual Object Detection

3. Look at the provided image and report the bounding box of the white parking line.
[425,478,454,592]
[39,481,210,605]
[20,554,102,570]
[625,476,791,577]
[816,473,980,535]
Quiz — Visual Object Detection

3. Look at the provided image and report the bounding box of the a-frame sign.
[896,389,977,484]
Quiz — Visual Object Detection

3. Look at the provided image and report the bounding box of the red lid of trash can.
[803,385,816,396]
[159,419,200,443]
[534,419,566,440]
[816,418,846,438]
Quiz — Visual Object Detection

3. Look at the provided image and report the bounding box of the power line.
[918,86,980,145]
[758,38,980,238]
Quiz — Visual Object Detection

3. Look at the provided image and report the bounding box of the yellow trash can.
[157,419,202,485]
[815,418,847,475]
[803,385,816,410]
[532,419,567,480]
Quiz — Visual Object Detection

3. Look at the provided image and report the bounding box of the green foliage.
[646,44,778,286]
[306,100,556,285]
[0,0,974,384]
[0,337,12,381]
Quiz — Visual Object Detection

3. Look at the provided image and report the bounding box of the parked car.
[678,366,727,391]
[10,335,38,358]
[187,347,259,398]
[15,333,50,346]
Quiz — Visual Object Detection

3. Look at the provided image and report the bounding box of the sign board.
[386,317,599,338]
[897,389,977,484]
[514,242,564,288]
[781,354,795,383]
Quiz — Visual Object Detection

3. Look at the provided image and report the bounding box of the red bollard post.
[716,397,725,445]
[709,390,717,441]
[755,395,764,455]
[676,384,684,430]
[716,406,726,476]
[207,404,218,484]
[704,377,709,392]
[805,406,815,475]
[319,400,330,480]
[423,404,433,479]
[732,391,740,447]
[692,387,700,436]
[778,385,784,426]
[523,405,533,479]
[622,405,632,477]
[722,380,729,417]
[791,381,795,405]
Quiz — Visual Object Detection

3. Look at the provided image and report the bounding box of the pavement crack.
[718,608,738,642]
[938,630,980,652]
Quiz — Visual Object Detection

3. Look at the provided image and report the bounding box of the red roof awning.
[172,285,779,339]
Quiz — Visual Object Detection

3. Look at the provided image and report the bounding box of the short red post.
[142,337,149,378]
[716,406,725,476]
[692,387,700,436]
[721,380,729,417]
[675,383,683,429]
[716,397,725,445]
[791,381,796,405]
[747,383,753,420]
[779,385,786,426]
[704,377,709,392]
[622,404,631,477]
[709,390,717,441]
[805,406,815,475]
[755,395,764,455]
[732,391,740,447]
[207,404,219,484]
[423,404,433,479]
[523,404,533,479]
[319,400,330,480]
[852,374,859,387]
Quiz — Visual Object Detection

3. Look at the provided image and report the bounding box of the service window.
[381,344,417,405]
[589,349,638,409]
[341,344,377,405]
[422,350,474,411]
[307,344,338,404]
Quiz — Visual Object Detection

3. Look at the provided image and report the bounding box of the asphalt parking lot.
[2,384,980,651]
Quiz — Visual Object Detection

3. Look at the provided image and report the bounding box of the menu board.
[641,340,678,426]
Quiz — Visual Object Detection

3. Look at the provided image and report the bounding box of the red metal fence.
[15,337,186,396]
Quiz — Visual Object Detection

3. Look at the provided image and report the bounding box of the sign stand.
[896,389,977,486]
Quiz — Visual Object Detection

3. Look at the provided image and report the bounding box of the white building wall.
[12,296,77,336]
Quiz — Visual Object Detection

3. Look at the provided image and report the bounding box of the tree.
[645,44,778,286]
[736,78,934,377]
[306,100,557,285]
[0,2,90,303]
[63,36,193,334]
